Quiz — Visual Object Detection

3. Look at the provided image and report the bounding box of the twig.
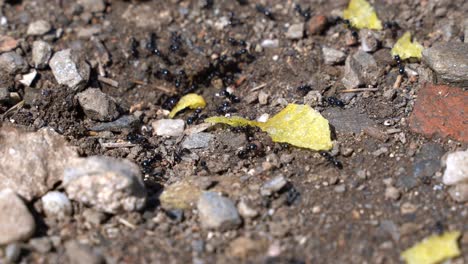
[250,83,267,92]
[100,142,136,149]
[339,88,379,93]
[153,85,175,95]
[1,100,24,118]
[98,76,119,87]
[117,217,136,229]
[393,75,403,89]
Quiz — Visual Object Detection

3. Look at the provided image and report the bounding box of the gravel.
[197,192,241,231]
[78,0,106,13]
[152,119,185,137]
[342,51,379,89]
[76,88,120,121]
[26,20,52,36]
[422,42,468,87]
[359,29,379,53]
[285,23,304,40]
[32,40,52,69]
[159,180,202,210]
[260,175,287,196]
[322,46,346,65]
[412,143,444,179]
[0,51,28,74]
[64,156,147,213]
[41,191,73,219]
[65,240,105,264]
[0,189,36,245]
[49,49,90,90]
[181,132,214,149]
[442,150,468,185]
[0,126,78,200]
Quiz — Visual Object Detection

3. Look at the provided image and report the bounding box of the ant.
[394,55,405,75]
[297,84,312,95]
[319,151,343,169]
[186,108,204,125]
[228,37,247,47]
[323,97,345,107]
[216,101,237,114]
[256,4,274,20]
[129,37,139,58]
[236,0,248,5]
[238,141,263,159]
[220,89,240,103]
[294,4,312,21]
[162,96,179,110]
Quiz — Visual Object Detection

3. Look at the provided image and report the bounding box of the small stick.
[1,100,24,118]
[100,142,136,149]
[393,75,403,89]
[98,76,119,87]
[153,85,175,95]
[117,217,136,229]
[131,79,146,85]
[250,83,267,92]
[339,88,379,93]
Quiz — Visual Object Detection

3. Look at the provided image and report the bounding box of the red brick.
[409,83,468,142]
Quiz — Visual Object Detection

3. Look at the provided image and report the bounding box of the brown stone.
[307,15,328,35]
[0,35,18,53]
[409,83,467,142]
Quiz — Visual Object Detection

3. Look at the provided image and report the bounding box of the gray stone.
[237,200,258,219]
[19,70,37,87]
[412,143,444,179]
[442,150,468,185]
[0,189,36,245]
[384,186,401,200]
[49,49,90,90]
[41,191,73,219]
[341,51,380,89]
[322,46,346,65]
[181,132,214,149]
[359,29,379,53]
[27,20,52,36]
[32,40,52,69]
[322,108,375,134]
[0,87,9,103]
[65,241,104,264]
[0,51,28,75]
[90,115,139,132]
[197,192,241,231]
[261,39,279,48]
[64,156,147,213]
[76,88,119,121]
[285,23,304,40]
[152,119,185,137]
[78,0,106,13]
[29,237,52,253]
[422,42,468,87]
[5,243,22,263]
[0,126,78,200]
[260,175,287,196]
[448,183,468,203]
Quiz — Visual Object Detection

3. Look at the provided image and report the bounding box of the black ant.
[238,141,263,159]
[201,0,214,9]
[383,21,399,30]
[256,4,274,20]
[216,101,237,114]
[236,0,248,5]
[294,4,311,21]
[323,97,345,107]
[394,55,405,75]
[129,37,139,58]
[228,12,241,26]
[220,89,240,103]
[228,37,247,47]
[297,84,312,95]
[186,108,204,125]
[174,70,188,90]
[162,96,179,110]
[286,186,300,205]
[319,151,343,169]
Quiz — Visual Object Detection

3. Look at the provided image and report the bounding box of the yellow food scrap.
[391,32,424,60]
[401,231,461,264]
[169,93,206,118]
[343,0,383,30]
[205,104,333,151]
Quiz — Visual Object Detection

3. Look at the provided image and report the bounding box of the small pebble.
[27,20,52,36]
[197,192,241,231]
[152,119,185,137]
[260,175,287,196]
[41,191,73,219]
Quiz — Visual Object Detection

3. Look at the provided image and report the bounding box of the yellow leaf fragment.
[205,104,333,151]
[169,93,206,118]
[391,31,424,60]
[343,0,382,30]
[401,231,461,264]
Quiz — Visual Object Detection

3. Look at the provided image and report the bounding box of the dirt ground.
[0,0,467,263]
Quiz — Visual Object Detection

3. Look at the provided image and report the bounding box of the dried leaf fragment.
[401,231,461,264]
[169,94,206,118]
[343,0,383,30]
[205,104,332,151]
[391,32,424,60]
